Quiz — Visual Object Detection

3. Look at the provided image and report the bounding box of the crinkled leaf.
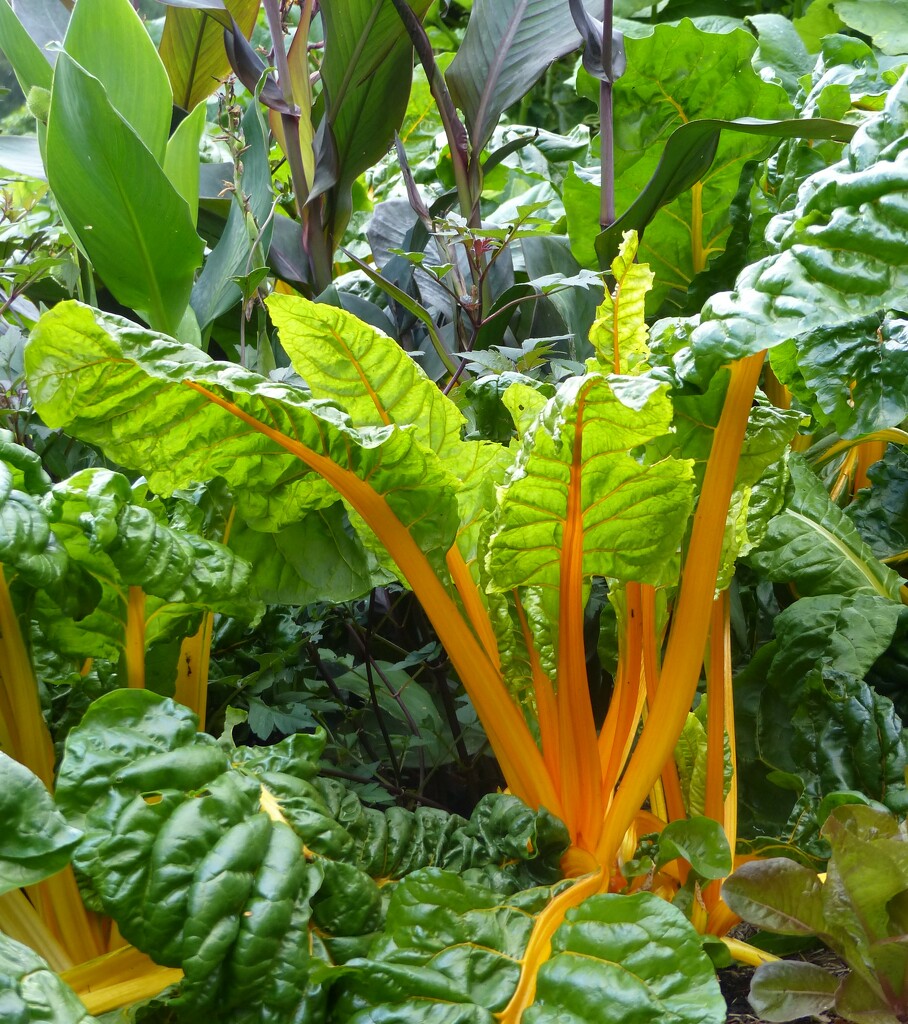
[25,302,459,576]
[266,293,464,458]
[588,229,653,375]
[769,314,908,437]
[848,446,908,561]
[747,960,838,1022]
[0,751,81,895]
[747,456,905,601]
[0,932,98,1024]
[691,70,908,374]
[57,691,568,1015]
[0,444,67,588]
[487,374,694,590]
[340,881,724,1024]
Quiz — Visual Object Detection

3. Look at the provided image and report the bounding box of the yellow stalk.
[829,448,857,503]
[704,592,730,828]
[721,936,780,967]
[762,365,791,409]
[514,595,561,795]
[63,945,183,1015]
[446,548,501,669]
[555,392,603,849]
[124,586,146,689]
[184,382,562,819]
[706,898,740,937]
[814,428,908,467]
[854,438,887,492]
[174,613,214,724]
[0,889,73,973]
[496,870,605,1024]
[690,182,706,274]
[594,352,765,870]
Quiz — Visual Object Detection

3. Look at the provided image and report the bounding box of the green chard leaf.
[0,931,98,1024]
[747,455,905,601]
[55,691,568,1018]
[691,69,908,374]
[24,302,460,578]
[0,751,81,895]
[847,445,908,562]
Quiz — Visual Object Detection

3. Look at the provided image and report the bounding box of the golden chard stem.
[124,586,146,689]
[184,382,562,819]
[595,352,765,869]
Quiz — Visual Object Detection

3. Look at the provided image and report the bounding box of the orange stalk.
[446,547,500,669]
[124,586,146,689]
[641,583,686,822]
[594,352,765,870]
[556,392,604,849]
[184,382,562,820]
[854,438,887,492]
[514,595,560,794]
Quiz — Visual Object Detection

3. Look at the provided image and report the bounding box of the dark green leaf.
[847,446,908,561]
[0,751,81,895]
[0,932,98,1024]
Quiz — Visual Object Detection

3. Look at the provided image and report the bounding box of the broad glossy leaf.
[164,101,205,221]
[0,932,98,1024]
[834,1,908,57]
[722,859,828,935]
[748,14,814,97]
[159,0,259,111]
[446,0,597,151]
[317,0,433,241]
[0,751,81,895]
[656,817,732,880]
[568,22,793,312]
[46,56,203,336]
[228,504,379,605]
[9,0,68,65]
[691,69,908,373]
[747,960,838,1022]
[0,0,52,95]
[0,134,45,180]
[25,300,459,576]
[747,456,904,601]
[63,0,172,161]
[770,314,908,437]
[341,879,724,1024]
[56,691,566,1015]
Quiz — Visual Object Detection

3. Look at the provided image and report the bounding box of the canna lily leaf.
[446,0,608,152]
[691,68,908,373]
[24,302,459,577]
[747,456,905,601]
[158,0,260,111]
[0,751,81,896]
[62,0,172,162]
[0,932,98,1024]
[0,0,53,96]
[46,56,204,337]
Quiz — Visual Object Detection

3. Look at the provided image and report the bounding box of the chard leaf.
[266,293,464,458]
[0,932,98,1024]
[656,817,732,881]
[847,446,908,561]
[588,230,653,375]
[0,751,81,895]
[836,965,907,1024]
[24,302,459,576]
[56,692,567,1017]
[691,70,908,372]
[340,880,725,1024]
[747,455,904,601]
[487,374,694,591]
[747,960,838,1022]
[769,314,908,437]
